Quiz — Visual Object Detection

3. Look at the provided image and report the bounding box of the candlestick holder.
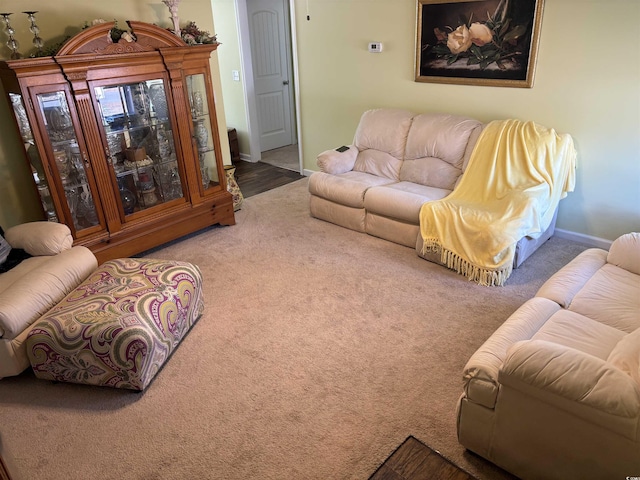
[23,11,43,56]
[0,13,21,59]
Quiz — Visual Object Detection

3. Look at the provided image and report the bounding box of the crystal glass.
[0,13,21,59]
[23,11,44,56]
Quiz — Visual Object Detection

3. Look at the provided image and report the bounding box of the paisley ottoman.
[26,258,204,391]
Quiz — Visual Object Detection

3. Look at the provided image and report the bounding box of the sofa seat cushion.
[568,264,640,333]
[364,182,451,224]
[0,246,97,340]
[531,309,626,360]
[309,171,395,209]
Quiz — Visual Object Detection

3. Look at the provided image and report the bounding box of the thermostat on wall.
[368,42,383,53]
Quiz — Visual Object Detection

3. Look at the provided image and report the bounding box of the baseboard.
[239,153,256,162]
[302,168,314,177]
[554,228,612,250]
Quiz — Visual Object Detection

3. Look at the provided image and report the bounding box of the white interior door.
[248,0,295,152]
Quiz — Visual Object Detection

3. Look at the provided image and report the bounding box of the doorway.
[237,0,301,173]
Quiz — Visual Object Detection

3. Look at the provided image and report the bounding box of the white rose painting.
[415,0,544,88]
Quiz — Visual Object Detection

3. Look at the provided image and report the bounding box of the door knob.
[283,80,289,85]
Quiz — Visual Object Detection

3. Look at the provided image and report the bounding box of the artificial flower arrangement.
[428,9,529,70]
[173,21,218,45]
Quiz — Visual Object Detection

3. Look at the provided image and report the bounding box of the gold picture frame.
[415,0,544,88]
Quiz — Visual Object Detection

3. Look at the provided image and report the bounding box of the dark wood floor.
[232,160,303,198]
[370,436,476,480]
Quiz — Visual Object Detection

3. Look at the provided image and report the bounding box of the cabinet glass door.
[187,74,219,191]
[94,79,184,217]
[36,91,100,231]
[9,93,57,222]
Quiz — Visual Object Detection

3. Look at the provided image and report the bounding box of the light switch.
[368,42,383,53]
[232,70,240,81]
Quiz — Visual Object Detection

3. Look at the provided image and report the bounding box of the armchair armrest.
[316,146,358,174]
[462,297,561,408]
[500,339,640,440]
[4,222,73,256]
[536,248,607,308]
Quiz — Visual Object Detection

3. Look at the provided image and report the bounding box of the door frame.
[235,0,302,172]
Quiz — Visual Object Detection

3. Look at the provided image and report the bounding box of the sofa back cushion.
[401,113,482,190]
[353,109,414,180]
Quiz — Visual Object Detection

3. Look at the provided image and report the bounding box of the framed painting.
[415,0,544,87]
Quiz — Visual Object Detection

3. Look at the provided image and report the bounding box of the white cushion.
[608,328,640,386]
[607,232,640,275]
[353,109,414,160]
[4,221,73,256]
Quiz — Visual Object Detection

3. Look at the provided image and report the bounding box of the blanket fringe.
[421,238,512,287]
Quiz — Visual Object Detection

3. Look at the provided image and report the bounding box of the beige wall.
[0,0,230,227]
[213,0,639,242]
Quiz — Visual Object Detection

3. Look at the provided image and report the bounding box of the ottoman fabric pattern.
[26,258,204,390]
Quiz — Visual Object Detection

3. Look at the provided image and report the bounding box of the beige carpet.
[0,178,588,480]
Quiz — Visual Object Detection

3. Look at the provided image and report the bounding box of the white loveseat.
[308,109,559,269]
[457,232,640,479]
[0,221,97,378]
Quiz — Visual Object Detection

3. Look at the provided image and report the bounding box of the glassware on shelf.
[53,149,71,184]
[118,177,137,215]
[0,13,21,60]
[10,94,32,141]
[194,118,208,150]
[192,91,204,117]
[23,11,43,56]
[148,83,169,120]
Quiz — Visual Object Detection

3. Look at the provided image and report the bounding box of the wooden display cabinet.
[0,21,235,263]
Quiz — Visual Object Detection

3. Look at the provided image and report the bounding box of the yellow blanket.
[419,119,576,286]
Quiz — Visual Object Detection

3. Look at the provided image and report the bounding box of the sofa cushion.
[568,263,640,333]
[4,221,73,256]
[353,109,413,180]
[364,182,451,224]
[401,113,482,190]
[309,171,394,209]
[607,232,640,275]
[607,328,640,386]
[0,246,97,340]
[353,149,403,180]
[531,309,626,360]
[353,108,414,160]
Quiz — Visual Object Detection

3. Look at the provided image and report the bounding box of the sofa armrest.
[462,297,561,408]
[535,248,607,308]
[500,339,640,439]
[4,222,73,256]
[607,232,640,275]
[316,146,358,174]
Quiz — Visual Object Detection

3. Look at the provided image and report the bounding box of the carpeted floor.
[0,178,588,480]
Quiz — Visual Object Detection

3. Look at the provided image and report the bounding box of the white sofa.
[308,109,559,269]
[0,222,97,378]
[457,232,640,479]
